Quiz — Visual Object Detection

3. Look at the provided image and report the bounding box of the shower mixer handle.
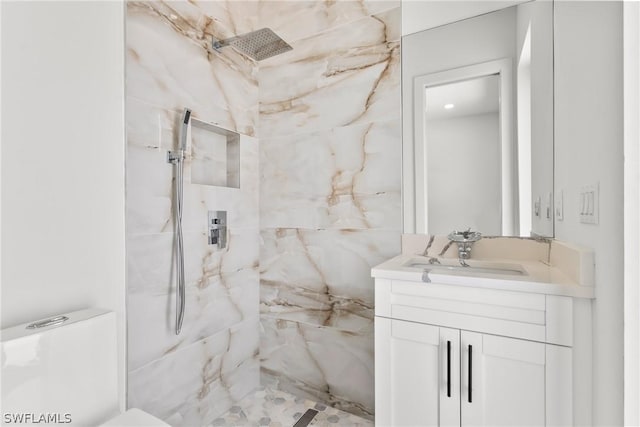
[208,211,227,249]
[166,150,183,164]
[179,109,191,151]
[209,228,221,246]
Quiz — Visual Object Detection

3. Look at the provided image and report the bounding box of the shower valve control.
[208,211,227,249]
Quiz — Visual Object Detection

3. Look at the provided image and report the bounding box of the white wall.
[427,113,501,235]
[554,2,624,424]
[623,1,640,425]
[1,1,126,410]
[516,1,554,237]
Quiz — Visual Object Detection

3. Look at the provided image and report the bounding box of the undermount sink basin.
[404,258,527,276]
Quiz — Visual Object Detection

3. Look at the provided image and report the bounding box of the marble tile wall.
[257,2,403,420]
[126,2,403,423]
[126,2,260,425]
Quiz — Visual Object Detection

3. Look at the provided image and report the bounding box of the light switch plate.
[579,183,599,225]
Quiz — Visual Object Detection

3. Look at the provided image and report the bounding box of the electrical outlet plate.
[579,183,599,225]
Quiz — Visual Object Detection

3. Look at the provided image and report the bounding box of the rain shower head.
[212,28,292,61]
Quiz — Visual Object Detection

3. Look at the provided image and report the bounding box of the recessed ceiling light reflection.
[444,104,455,110]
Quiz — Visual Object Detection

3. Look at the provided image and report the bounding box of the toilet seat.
[99,409,170,426]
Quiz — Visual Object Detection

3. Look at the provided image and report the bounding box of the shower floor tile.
[210,387,373,427]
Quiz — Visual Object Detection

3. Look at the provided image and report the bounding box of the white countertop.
[372,254,595,299]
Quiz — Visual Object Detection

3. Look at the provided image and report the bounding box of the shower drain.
[292,409,319,427]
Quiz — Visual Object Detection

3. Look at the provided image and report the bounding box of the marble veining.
[260,228,400,333]
[126,1,261,424]
[126,104,259,236]
[259,8,401,138]
[126,155,260,235]
[257,4,402,420]
[212,386,373,426]
[258,1,399,45]
[127,1,258,136]
[129,317,259,426]
[403,233,552,262]
[260,120,401,230]
[258,228,400,418]
[260,317,375,420]
[128,1,403,423]
[128,229,259,371]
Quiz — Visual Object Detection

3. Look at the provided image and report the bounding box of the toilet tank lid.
[100,409,170,427]
[1,308,111,342]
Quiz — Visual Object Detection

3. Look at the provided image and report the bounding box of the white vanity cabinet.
[375,319,460,426]
[374,278,592,427]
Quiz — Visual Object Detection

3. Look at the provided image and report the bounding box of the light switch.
[579,183,599,225]
[555,189,564,221]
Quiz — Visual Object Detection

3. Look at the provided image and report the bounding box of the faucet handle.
[448,229,481,263]
[448,229,482,243]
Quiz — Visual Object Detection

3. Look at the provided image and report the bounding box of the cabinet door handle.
[468,344,473,403]
[447,340,451,397]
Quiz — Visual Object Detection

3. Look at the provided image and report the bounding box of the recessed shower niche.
[189,118,240,188]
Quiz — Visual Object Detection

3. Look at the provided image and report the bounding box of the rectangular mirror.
[402,1,554,237]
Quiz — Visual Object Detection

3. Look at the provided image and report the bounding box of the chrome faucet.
[447,229,482,266]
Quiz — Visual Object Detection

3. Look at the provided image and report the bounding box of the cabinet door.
[375,317,460,427]
[460,331,546,426]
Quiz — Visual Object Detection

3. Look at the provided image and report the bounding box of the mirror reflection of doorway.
[425,74,501,235]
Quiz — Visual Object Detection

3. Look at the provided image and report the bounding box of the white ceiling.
[425,74,500,121]
[401,0,531,36]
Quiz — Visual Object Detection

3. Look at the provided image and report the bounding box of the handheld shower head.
[179,108,191,152]
[213,28,292,61]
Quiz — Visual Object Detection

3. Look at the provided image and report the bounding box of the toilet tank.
[1,309,119,426]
